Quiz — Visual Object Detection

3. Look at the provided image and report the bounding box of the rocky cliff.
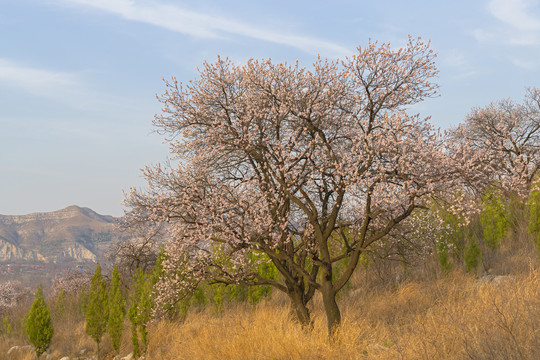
[0,206,125,263]
[0,239,46,261]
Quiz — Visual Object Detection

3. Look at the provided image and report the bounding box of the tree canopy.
[447,88,540,197]
[125,37,455,334]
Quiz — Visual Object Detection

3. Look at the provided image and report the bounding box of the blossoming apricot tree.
[447,88,540,197]
[0,281,31,313]
[125,37,450,334]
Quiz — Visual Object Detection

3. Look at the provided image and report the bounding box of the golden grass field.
[143,269,539,360]
[1,238,539,359]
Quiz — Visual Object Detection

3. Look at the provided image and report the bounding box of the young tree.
[480,189,508,249]
[447,88,540,198]
[108,265,125,354]
[528,183,540,255]
[2,314,12,337]
[464,237,482,273]
[26,284,53,359]
[128,270,152,357]
[85,263,109,360]
[129,252,165,356]
[54,288,66,319]
[125,37,450,334]
[128,278,143,357]
[109,221,164,279]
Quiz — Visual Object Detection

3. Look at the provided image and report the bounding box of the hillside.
[0,205,126,263]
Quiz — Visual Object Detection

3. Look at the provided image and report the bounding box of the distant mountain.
[0,206,127,263]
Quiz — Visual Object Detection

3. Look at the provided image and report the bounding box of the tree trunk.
[287,288,312,328]
[321,275,341,336]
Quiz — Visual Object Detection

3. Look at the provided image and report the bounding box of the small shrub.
[481,189,508,249]
[54,288,66,319]
[25,285,54,358]
[465,237,482,273]
[437,247,453,273]
[528,185,540,255]
[85,263,109,360]
[129,269,152,357]
[2,314,12,337]
[107,265,125,354]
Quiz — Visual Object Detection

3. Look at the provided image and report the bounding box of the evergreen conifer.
[107,265,125,354]
[528,185,540,255]
[465,237,482,273]
[26,284,54,358]
[85,263,109,360]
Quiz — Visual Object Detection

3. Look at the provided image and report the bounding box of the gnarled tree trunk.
[321,269,341,336]
[286,282,313,327]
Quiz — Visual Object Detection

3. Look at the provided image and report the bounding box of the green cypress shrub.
[129,269,154,357]
[138,275,152,353]
[129,250,167,357]
[25,284,54,358]
[464,237,482,273]
[2,314,12,337]
[128,270,144,358]
[85,263,109,360]
[528,185,540,255]
[481,189,508,249]
[437,247,453,273]
[107,265,125,354]
[55,288,66,319]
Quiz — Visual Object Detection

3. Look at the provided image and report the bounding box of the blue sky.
[1,0,539,217]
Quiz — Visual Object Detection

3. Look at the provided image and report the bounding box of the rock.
[114,355,136,360]
[7,346,18,356]
[7,345,33,358]
[479,274,495,282]
[350,288,362,298]
[76,356,97,360]
[59,357,70,360]
[493,275,513,285]
[478,274,513,285]
[367,343,388,352]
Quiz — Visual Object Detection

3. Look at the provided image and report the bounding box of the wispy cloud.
[509,56,538,69]
[472,0,540,70]
[0,58,137,112]
[0,58,79,98]
[442,49,476,79]
[488,0,540,31]
[61,0,351,57]
[476,0,540,45]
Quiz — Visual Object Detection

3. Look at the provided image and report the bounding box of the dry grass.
[143,266,539,360]
[2,237,539,359]
[0,304,122,359]
[2,268,539,359]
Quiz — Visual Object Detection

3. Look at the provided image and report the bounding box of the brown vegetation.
[1,233,538,359]
[144,259,538,359]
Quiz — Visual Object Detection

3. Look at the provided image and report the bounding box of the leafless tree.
[108,220,165,279]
